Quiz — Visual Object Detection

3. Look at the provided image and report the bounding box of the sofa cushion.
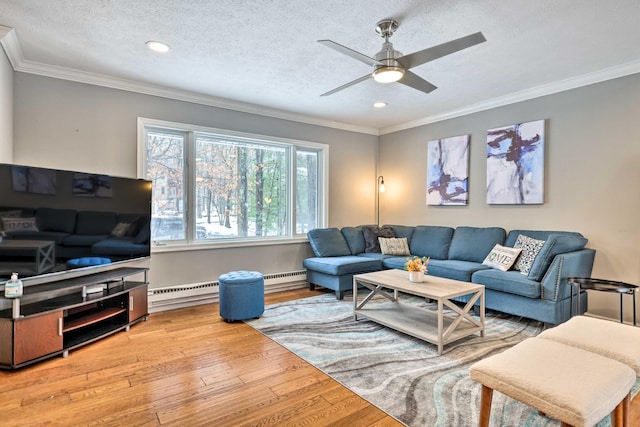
[427,259,489,282]
[307,228,352,257]
[472,269,542,298]
[124,215,149,237]
[379,237,410,256]
[341,226,366,255]
[383,224,415,241]
[504,229,583,247]
[381,256,410,270]
[75,211,118,235]
[448,226,506,263]
[92,237,149,256]
[303,256,382,276]
[482,244,521,272]
[513,234,546,274]
[357,253,393,261]
[63,234,109,247]
[8,231,69,244]
[362,226,395,253]
[409,226,455,259]
[133,225,151,244]
[36,208,77,233]
[528,234,588,281]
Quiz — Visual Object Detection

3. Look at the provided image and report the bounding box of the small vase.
[408,271,424,283]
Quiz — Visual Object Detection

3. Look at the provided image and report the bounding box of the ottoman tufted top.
[219,270,264,284]
[67,257,112,268]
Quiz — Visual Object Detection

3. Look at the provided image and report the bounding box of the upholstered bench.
[538,315,640,375]
[470,337,635,427]
[218,270,264,322]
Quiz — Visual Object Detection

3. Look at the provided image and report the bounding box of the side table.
[568,277,638,326]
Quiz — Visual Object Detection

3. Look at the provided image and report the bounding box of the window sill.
[151,236,310,253]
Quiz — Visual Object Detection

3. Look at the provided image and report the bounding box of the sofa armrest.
[540,248,596,301]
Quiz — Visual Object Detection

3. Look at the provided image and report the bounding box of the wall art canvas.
[73,173,113,197]
[486,119,545,204]
[12,166,57,195]
[427,134,469,205]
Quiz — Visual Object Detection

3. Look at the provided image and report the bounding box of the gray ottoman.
[218,270,264,322]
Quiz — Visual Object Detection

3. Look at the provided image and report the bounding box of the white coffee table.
[353,269,485,355]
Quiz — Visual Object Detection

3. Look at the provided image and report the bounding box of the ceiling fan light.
[373,66,404,83]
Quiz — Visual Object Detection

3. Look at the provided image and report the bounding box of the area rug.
[246,292,635,427]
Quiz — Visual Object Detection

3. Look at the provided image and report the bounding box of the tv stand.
[0,267,148,369]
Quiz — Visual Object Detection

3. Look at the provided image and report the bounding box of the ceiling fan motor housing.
[373,42,404,82]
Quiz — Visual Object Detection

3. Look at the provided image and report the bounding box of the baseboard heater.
[147,270,307,313]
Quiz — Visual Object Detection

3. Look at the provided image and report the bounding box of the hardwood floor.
[0,288,402,427]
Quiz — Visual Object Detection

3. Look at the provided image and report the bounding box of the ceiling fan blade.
[398,70,437,94]
[397,32,486,69]
[320,74,372,97]
[318,39,381,67]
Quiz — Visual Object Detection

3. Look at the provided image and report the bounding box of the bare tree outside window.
[143,124,323,244]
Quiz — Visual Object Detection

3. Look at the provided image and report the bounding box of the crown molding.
[380,59,640,135]
[0,26,379,136]
[3,25,639,137]
[0,25,23,69]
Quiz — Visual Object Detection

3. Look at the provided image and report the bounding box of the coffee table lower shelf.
[353,269,485,355]
[356,302,481,349]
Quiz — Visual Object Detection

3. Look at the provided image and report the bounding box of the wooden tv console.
[0,267,148,369]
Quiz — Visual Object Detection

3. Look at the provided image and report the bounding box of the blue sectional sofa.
[0,206,150,260]
[303,225,595,325]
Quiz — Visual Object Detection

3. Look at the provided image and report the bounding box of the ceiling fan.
[318,19,486,96]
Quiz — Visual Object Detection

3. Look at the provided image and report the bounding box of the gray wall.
[379,72,640,321]
[11,68,640,320]
[12,73,379,287]
[0,47,12,162]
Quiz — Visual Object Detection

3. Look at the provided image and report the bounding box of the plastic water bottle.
[4,273,23,298]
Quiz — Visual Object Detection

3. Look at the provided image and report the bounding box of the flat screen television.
[0,163,152,284]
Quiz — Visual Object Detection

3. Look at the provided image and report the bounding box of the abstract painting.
[486,119,545,204]
[73,173,113,197]
[12,166,57,195]
[427,135,469,205]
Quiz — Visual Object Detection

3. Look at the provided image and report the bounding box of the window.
[139,118,326,245]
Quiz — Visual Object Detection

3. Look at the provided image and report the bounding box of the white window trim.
[137,117,328,251]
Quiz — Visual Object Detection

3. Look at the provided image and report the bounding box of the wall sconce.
[377,176,385,225]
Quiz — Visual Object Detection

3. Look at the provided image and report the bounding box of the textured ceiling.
[1,0,640,133]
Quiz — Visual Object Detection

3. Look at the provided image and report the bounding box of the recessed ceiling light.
[373,101,387,108]
[146,40,170,53]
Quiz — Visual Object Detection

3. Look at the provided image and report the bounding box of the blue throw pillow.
[307,228,352,257]
[362,226,395,253]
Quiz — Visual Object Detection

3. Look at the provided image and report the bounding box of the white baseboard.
[147,270,307,313]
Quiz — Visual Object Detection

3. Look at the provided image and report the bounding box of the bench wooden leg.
[479,385,493,427]
[309,283,315,290]
[614,393,630,427]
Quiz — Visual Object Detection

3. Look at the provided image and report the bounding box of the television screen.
[0,163,152,282]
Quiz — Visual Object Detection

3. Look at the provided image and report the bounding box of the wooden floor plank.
[0,287,402,427]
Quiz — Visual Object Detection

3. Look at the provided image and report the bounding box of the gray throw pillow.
[362,226,395,253]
